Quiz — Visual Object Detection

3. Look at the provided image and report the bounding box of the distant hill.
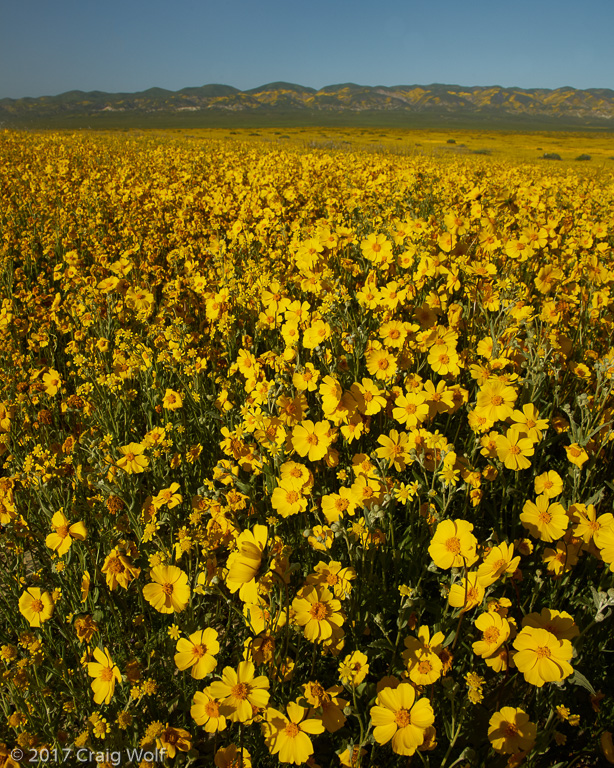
[2,82,614,130]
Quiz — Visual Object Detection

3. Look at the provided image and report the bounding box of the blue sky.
[1,0,613,99]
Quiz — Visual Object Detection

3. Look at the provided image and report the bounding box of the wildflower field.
[1,128,614,768]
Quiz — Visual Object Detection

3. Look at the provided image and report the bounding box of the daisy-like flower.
[306,561,356,599]
[520,496,569,542]
[87,647,121,705]
[351,378,387,416]
[102,547,141,591]
[208,660,270,722]
[175,629,219,679]
[428,346,461,377]
[74,614,98,644]
[402,626,445,685]
[162,388,183,410]
[157,725,192,758]
[376,430,411,471]
[475,379,517,422]
[509,403,549,442]
[45,510,87,557]
[226,524,268,602]
[428,519,478,569]
[190,687,227,732]
[365,348,397,381]
[321,488,357,524]
[521,608,579,641]
[534,470,563,498]
[488,707,537,754]
[448,572,485,613]
[292,585,344,643]
[303,681,348,733]
[291,420,332,462]
[214,744,251,768]
[338,651,369,686]
[42,369,62,396]
[565,443,589,468]
[393,391,429,428]
[143,565,190,614]
[495,428,535,470]
[263,702,325,765]
[19,588,54,627]
[472,611,511,658]
[153,483,182,509]
[319,375,343,415]
[574,506,614,547]
[116,442,149,474]
[302,319,331,350]
[512,627,573,686]
[370,683,434,756]
[279,461,311,491]
[292,363,320,392]
[271,481,308,518]
[477,542,520,587]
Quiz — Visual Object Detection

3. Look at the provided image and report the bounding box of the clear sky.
[1,0,613,99]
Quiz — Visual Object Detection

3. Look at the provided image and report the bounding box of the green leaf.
[569,670,595,695]
[443,629,456,648]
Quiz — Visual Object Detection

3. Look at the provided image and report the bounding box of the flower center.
[535,645,551,659]
[204,700,220,717]
[394,708,411,728]
[162,583,174,596]
[483,626,500,644]
[231,683,250,700]
[107,558,124,574]
[417,659,433,674]
[100,667,114,682]
[309,602,328,621]
[192,644,207,658]
[284,722,300,738]
[537,510,552,525]
[306,433,319,446]
[445,536,461,554]
[503,722,519,737]
[286,490,300,504]
[56,525,70,538]
[326,573,339,585]
[491,395,504,406]
[31,599,44,613]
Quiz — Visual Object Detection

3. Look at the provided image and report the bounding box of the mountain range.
[2,82,614,129]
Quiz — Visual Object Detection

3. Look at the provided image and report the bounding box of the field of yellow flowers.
[0,129,613,768]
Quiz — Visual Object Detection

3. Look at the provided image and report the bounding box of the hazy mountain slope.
[2,82,613,128]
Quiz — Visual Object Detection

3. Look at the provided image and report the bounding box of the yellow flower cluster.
[1,129,613,765]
